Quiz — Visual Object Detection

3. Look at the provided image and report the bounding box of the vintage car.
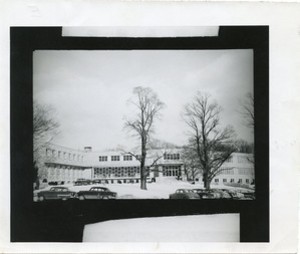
[192,188,207,197]
[212,189,232,199]
[92,179,102,184]
[74,178,92,186]
[226,190,245,200]
[191,189,219,199]
[77,187,117,200]
[192,188,233,199]
[37,187,77,201]
[169,189,200,199]
[238,190,255,200]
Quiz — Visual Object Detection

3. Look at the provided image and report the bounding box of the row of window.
[93,166,147,178]
[162,165,181,177]
[163,153,180,160]
[98,153,181,162]
[218,168,254,175]
[46,148,84,162]
[220,168,234,175]
[238,168,254,175]
[99,155,133,162]
[214,178,252,184]
[226,156,252,164]
[48,169,83,176]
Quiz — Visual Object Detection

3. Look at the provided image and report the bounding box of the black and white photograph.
[32,48,255,201]
[9,25,270,244]
[2,1,300,253]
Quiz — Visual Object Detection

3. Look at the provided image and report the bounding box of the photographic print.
[32,49,255,201]
[10,26,269,243]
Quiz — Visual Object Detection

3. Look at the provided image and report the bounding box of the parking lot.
[33,178,254,201]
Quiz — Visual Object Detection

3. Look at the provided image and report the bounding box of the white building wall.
[212,153,254,186]
[41,143,254,185]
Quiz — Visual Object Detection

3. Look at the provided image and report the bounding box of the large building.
[38,143,254,186]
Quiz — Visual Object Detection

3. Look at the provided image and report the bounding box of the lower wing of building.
[36,143,254,186]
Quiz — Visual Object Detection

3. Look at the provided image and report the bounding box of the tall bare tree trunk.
[203,171,208,189]
[140,136,147,190]
[204,175,211,190]
[124,86,165,190]
[140,158,147,190]
[140,167,147,190]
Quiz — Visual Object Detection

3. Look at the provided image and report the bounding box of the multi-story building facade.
[38,143,254,186]
[38,143,92,183]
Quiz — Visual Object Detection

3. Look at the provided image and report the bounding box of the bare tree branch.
[240,92,254,130]
[182,91,236,190]
[124,86,165,190]
[33,102,60,184]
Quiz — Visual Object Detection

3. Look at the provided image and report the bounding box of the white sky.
[33,50,253,151]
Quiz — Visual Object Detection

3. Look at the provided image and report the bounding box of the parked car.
[226,190,245,200]
[77,187,117,200]
[239,190,255,200]
[192,188,207,198]
[213,189,232,199]
[192,189,220,199]
[37,187,77,201]
[169,189,200,199]
[92,179,102,184]
[74,178,92,186]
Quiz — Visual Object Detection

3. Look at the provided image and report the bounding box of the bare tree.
[235,139,254,153]
[33,102,59,149]
[183,92,236,190]
[124,87,165,190]
[33,102,59,185]
[181,145,201,182]
[241,92,254,130]
[240,93,255,164]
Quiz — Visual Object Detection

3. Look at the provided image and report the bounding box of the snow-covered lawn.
[83,213,240,242]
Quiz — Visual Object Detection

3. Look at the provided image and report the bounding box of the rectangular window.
[99,156,108,162]
[226,156,233,163]
[238,156,248,163]
[123,155,132,161]
[215,179,219,183]
[164,153,180,160]
[223,179,227,183]
[230,178,234,183]
[238,179,242,183]
[111,155,120,161]
[58,151,61,158]
[246,179,249,183]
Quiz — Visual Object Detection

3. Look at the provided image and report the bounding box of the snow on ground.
[83,213,240,242]
[33,178,253,199]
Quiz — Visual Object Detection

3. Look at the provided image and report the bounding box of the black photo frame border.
[10,26,269,242]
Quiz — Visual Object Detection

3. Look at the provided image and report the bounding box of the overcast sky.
[33,50,253,151]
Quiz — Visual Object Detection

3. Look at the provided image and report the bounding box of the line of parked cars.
[36,186,117,201]
[169,188,255,200]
